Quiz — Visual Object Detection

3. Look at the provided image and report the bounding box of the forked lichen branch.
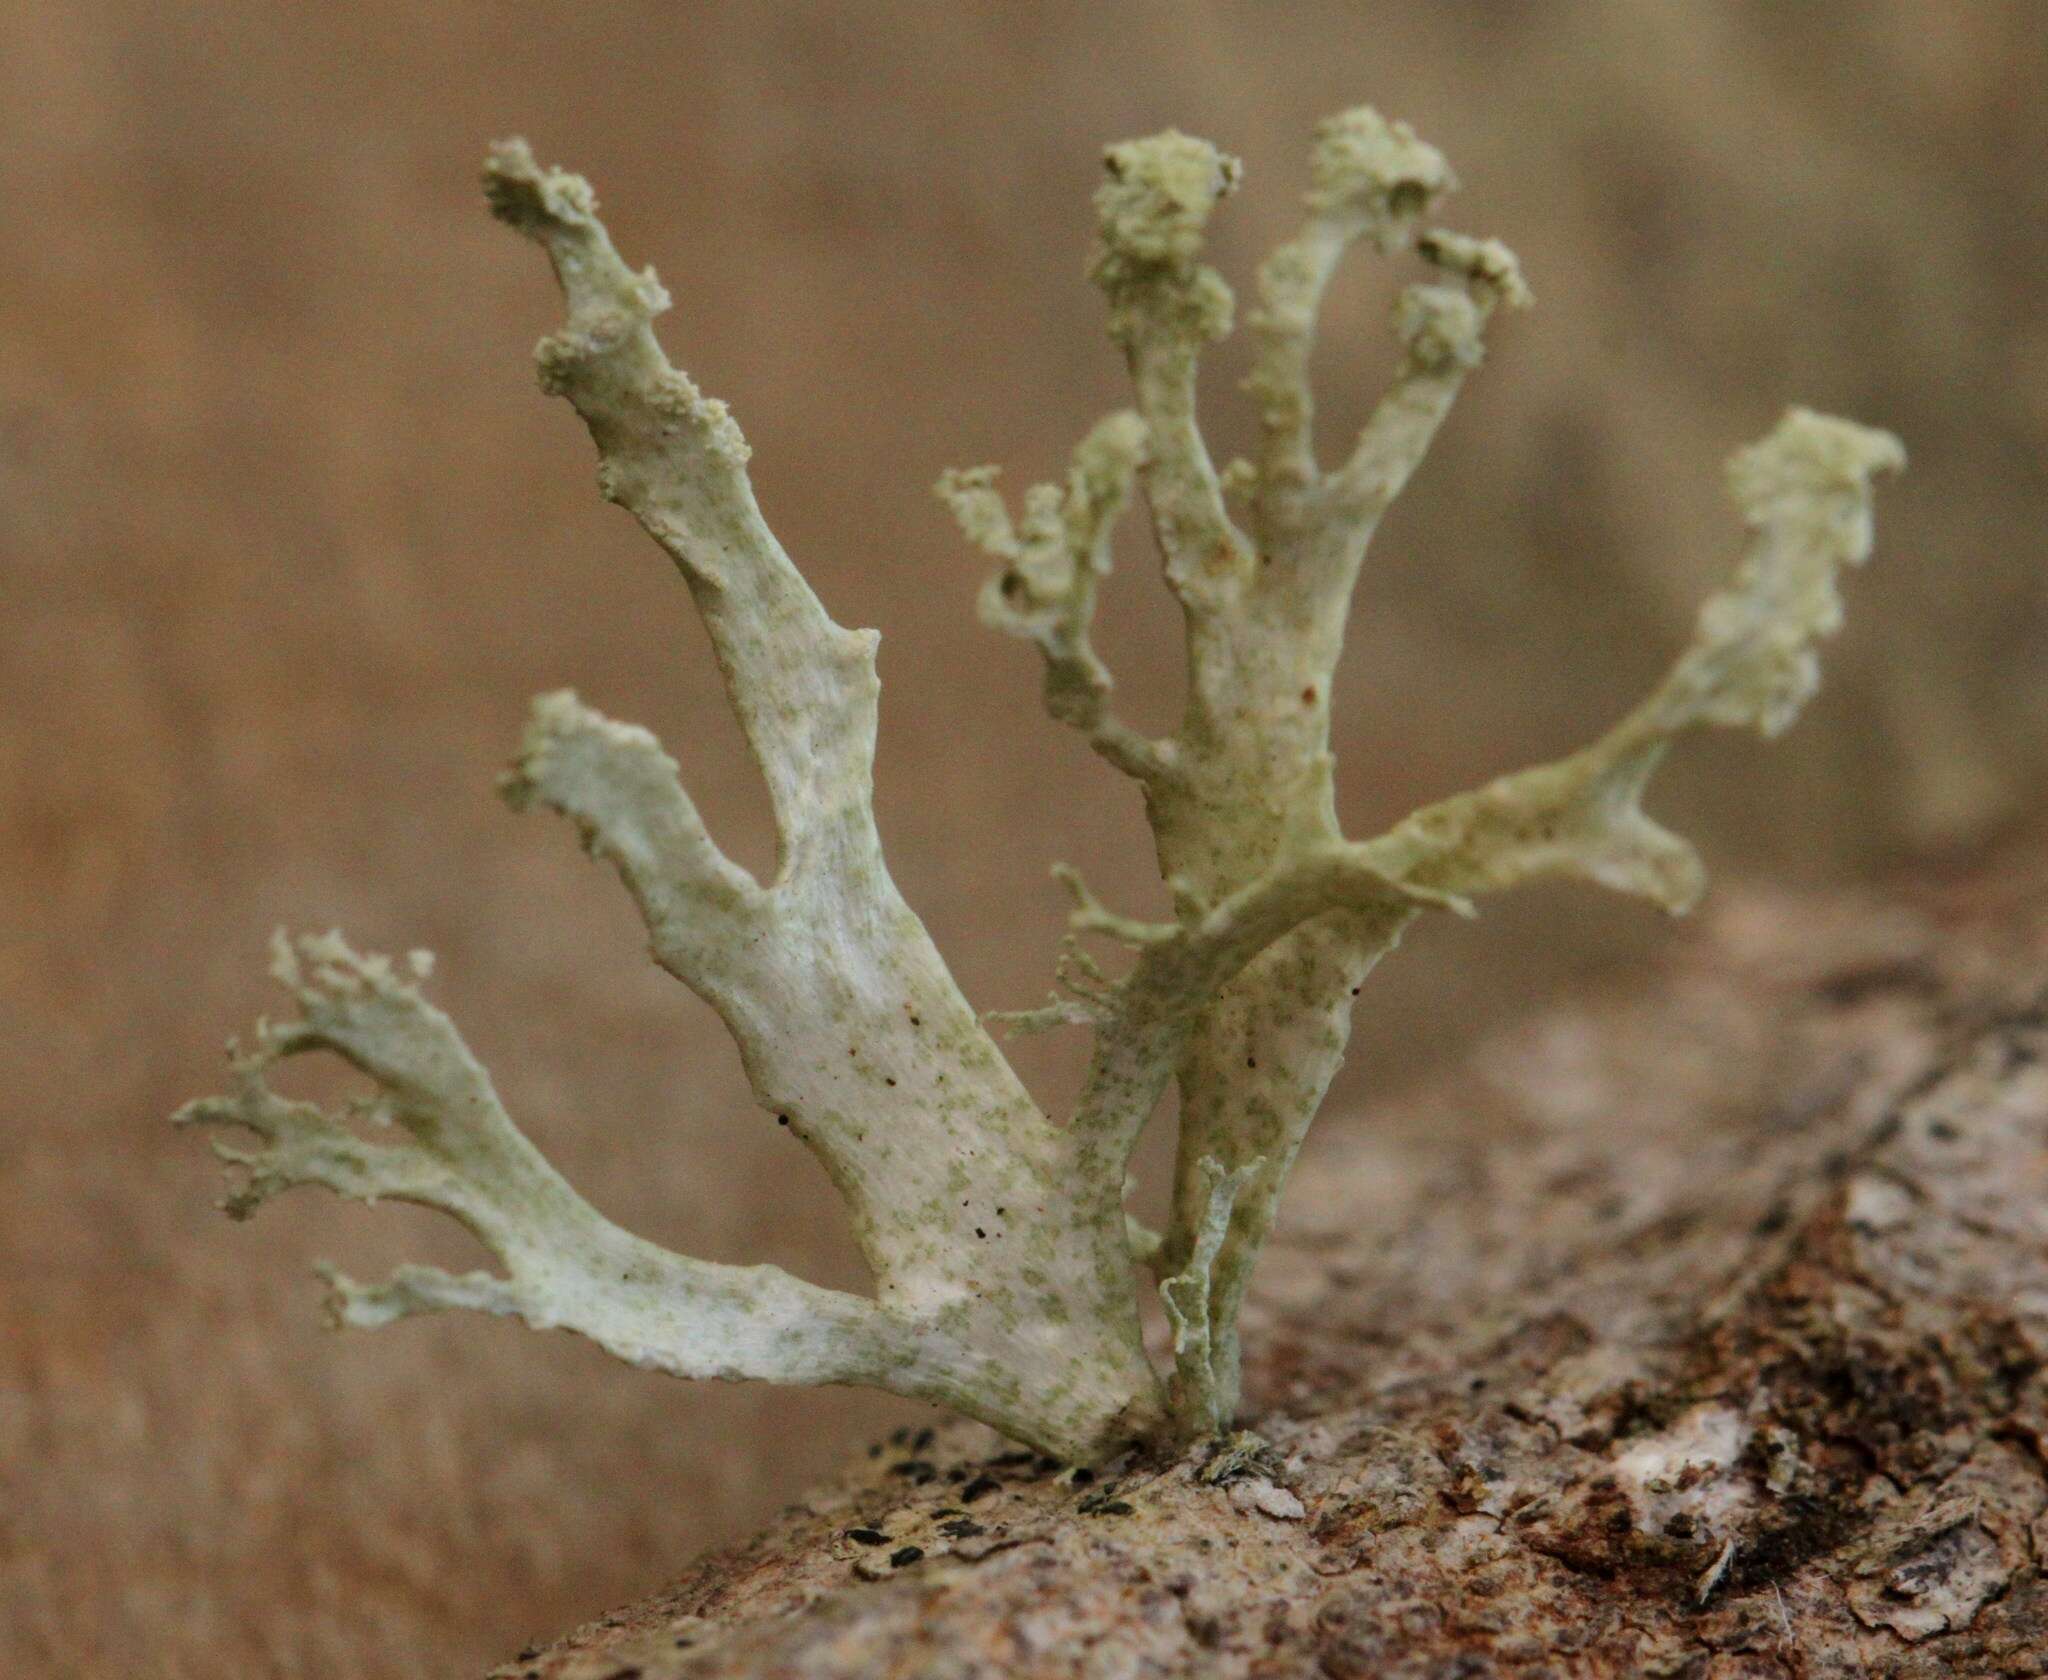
[181,106,1900,1461]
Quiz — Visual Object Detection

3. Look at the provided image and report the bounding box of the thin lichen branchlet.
[178,107,1901,1463]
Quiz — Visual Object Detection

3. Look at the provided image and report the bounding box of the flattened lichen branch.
[937,411,1171,781]
[184,103,1899,1467]
[1319,226,1531,529]
[1360,410,1906,911]
[1090,131,1254,611]
[1244,107,1457,526]
[176,933,905,1385]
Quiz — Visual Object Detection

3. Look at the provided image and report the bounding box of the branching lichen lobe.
[180,106,1900,1460]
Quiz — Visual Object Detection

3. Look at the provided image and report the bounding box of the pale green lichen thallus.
[178,107,1901,1462]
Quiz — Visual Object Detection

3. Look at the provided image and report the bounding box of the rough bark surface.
[493,833,2048,1679]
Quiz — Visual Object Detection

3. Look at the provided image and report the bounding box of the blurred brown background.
[4,2,2044,1673]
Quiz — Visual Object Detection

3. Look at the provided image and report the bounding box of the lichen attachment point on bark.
[177,105,1901,1463]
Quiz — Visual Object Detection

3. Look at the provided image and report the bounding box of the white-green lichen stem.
[182,104,1899,1465]
[1161,1156,1263,1440]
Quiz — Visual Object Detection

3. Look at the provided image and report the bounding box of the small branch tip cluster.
[182,105,1900,1461]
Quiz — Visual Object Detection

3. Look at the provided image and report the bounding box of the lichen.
[179,108,1900,1462]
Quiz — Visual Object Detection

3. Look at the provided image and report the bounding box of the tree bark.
[493,832,2048,1679]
